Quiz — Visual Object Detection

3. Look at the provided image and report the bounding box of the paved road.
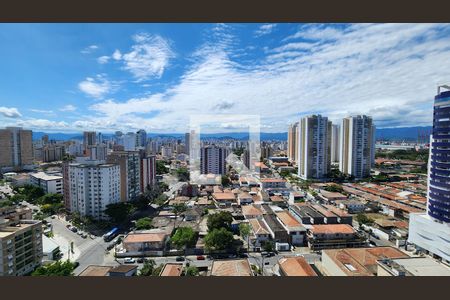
[47,217,118,275]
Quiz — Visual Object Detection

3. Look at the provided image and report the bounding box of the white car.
[124,258,135,264]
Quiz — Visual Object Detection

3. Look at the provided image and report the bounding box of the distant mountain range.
[32,126,432,142]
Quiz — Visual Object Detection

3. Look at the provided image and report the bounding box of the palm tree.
[239,223,251,253]
[172,203,186,230]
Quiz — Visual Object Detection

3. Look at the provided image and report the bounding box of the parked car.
[66,224,71,228]
[70,227,78,233]
[137,258,144,263]
[77,231,83,236]
[175,256,185,262]
[196,255,205,260]
[107,244,115,251]
[81,234,88,239]
[124,258,135,264]
[51,215,56,219]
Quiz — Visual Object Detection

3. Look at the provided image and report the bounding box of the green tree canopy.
[104,202,135,224]
[221,175,231,187]
[356,213,374,226]
[204,227,234,251]
[185,266,199,276]
[207,211,233,231]
[176,167,190,182]
[135,217,153,230]
[32,260,76,276]
[238,223,251,238]
[171,227,197,250]
[139,260,156,276]
[156,160,169,174]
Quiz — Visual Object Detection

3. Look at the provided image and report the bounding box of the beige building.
[107,151,141,202]
[0,219,43,276]
[287,122,299,164]
[0,127,33,172]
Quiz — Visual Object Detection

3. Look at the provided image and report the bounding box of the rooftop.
[123,232,167,244]
[211,259,253,276]
[109,265,138,274]
[78,265,112,276]
[278,257,317,276]
[30,171,62,181]
[310,224,356,235]
[242,205,264,217]
[378,257,450,276]
[160,263,184,276]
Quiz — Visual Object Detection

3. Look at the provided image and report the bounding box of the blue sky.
[1,23,450,133]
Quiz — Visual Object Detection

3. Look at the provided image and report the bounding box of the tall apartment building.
[339,115,375,179]
[67,162,121,220]
[43,144,65,162]
[140,155,156,192]
[200,146,228,175]
[331,124,340,164]
[261,142,273,160]
[287,122,299,164]
[30,172,63,194]
[83,131,97,155]
[297,115,332,180]
[161,146,173,158]
[87,144,108,161]
[107,151,141,202]
[136,129,147,148]
[0,127,33,172]
[0,219,43,276]
[409,85,450,263]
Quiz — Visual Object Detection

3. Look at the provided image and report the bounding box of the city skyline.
[1,23,450,133]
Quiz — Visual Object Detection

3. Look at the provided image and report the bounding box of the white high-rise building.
[67,162,121,220]
[161,146,173,158]
[200,146,228,175]
[297,115,331,180]
[87,144,108,161]
[331,124,340,164]
[339,115,375,179]
[121,132,137,151]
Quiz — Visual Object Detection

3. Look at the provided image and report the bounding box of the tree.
[207,211,233,231]
[32,260,76,276]
[356,213,374,226]
[324,184,344,193]
[139,260,156,276]
[176,167,190,182]
[185,266,199,276]
[262,240,274,252]
[204,227,234,251]
[156,160,169,174]
[239,223,251,253]
[135,217,153,230]
[171,227,197,252]
[172,203,187,229]
[104,202,135,224]
[221,175,231,187]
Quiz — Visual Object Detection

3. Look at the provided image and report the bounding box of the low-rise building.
[260,178,287,189]
[160,263,184,276]
[276,256,318,276]
[248,218,271,250]
[30,171,63,194]
[275,211,306,246]
[262,214,290,244]
[108,265,138,277]
[307,224,366,251]
[210,259,253,276]
[321,246,407,276]
[121,231,169,256]
[212,191,236,207]
[377,257,450,276]
[78,265,112,276]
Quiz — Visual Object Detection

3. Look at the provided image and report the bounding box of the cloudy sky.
[1,23,450,133]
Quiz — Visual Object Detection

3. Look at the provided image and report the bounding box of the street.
[47,216,119,275]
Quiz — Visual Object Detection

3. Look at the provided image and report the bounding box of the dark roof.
[109,265,138,274]
[263,214,285,233]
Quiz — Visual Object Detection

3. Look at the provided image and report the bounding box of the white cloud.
[78,75,116,99]
[0,107,22,118]
[97,56,110,64]
[116,33,175,81]
[81,44,99,54]
[255,24,277,37]
[17,24,450,133]
[59,104,77,112]
[112,49,122,60]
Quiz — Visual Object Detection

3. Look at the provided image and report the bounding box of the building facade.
[331,124,340,164]
[67,162,121,220]
[107,151,141,202]
[200,146,228,175]
[297,115,332,179]
[0,127,33,172]
[408,85,450,263]
[287,122,299,164]
[29,172,63,194]
[0,219,43,276]
[83,131,97,155]
[339,115,375,179]
[140,155,156,192]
